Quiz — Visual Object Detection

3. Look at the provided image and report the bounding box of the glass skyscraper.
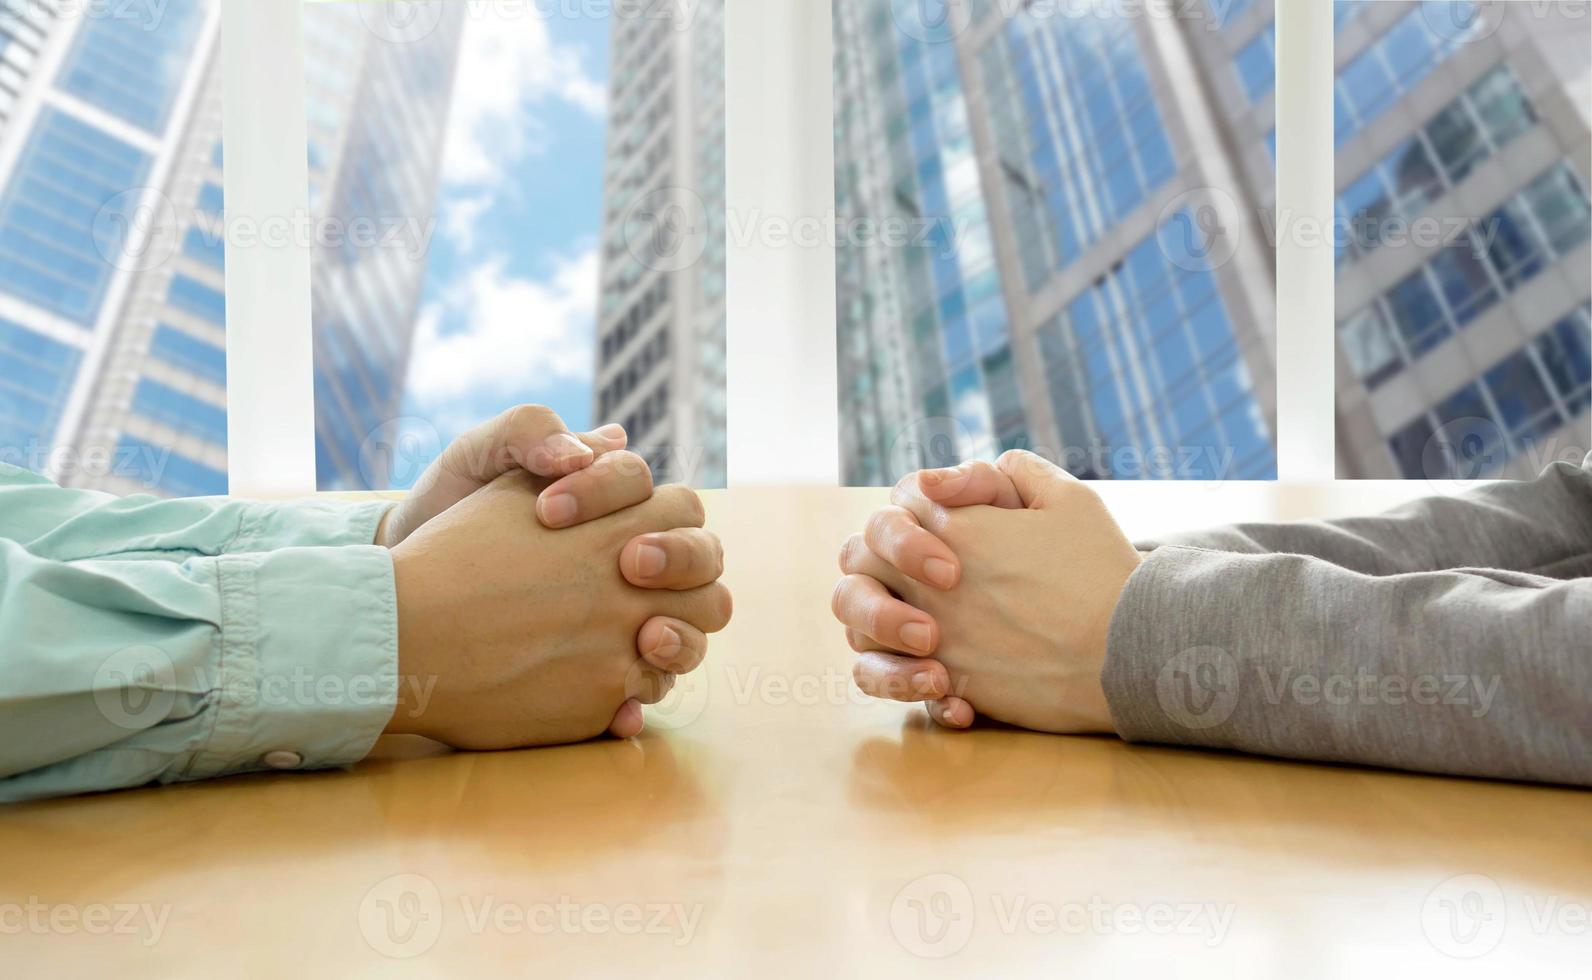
[303,4,464,490]
[0,1,462,497]
[591,0,727,488]
[1333,0,1591,479]
[833,0,1279,485]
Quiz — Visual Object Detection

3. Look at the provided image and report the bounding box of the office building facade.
[1333,0,1592,479]
[592,0,727,488]
[834,0,1279,485]
[0,0,462,497]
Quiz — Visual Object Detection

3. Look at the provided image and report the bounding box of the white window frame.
[221,0,1471,511]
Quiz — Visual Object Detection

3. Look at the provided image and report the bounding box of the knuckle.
[603,449,653,484]
[839,533,865,573]
[830,578,847,619]
[504,404,558,436]
[889,475,916,507]
[863,509,894,550]
[700,531,725,578]
[654,483,703,524]
[996,448,1030,470]
[862,598,886,640]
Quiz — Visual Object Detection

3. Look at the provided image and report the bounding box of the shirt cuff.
[181,543,399,781]
[1101,545,1233,747]
[230,499,395,553]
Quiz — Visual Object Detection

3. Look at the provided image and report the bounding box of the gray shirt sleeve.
[1137,455,1592,578]
[1102,455,1592,786]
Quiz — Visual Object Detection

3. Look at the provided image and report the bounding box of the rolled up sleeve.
[0,465,400,802]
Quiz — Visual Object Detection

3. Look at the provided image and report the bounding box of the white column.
[724,0,840,486]
[1274,0,1338,481]
[220,1,316,497]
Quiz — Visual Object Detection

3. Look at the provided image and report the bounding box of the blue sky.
[394,11,612,486]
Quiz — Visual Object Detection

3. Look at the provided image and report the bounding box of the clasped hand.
[376,406,732,747]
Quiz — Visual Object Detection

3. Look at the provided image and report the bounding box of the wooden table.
[3,487,1590,977]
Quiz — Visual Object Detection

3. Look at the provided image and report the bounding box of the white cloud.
[404,246,599,409]
[439,191,494,254]
[441,16,607,187]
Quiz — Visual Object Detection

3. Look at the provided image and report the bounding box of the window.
[1336,1,1591,478]
[1235,26,1275,103]
[834,0,1276,485]
[0,2,227,495]
[1386,312,1591,480]
[1334,2,1477,145]
[302,2,726,491]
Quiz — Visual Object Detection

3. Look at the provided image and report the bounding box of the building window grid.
[1344,161,1592,390]
[1334,2,1478,146]
[1389,305,1592,477]
[1044,225,1274,480]
[130,378,227,448]
[1336,64,1534,269]
[1002,11,1175,287]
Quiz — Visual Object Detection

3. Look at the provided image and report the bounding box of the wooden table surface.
[3,486,1590,977]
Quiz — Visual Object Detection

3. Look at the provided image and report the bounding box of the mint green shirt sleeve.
[0,464,401,802]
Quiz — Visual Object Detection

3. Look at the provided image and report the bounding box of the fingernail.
[652,624,683,657]
[545,432,590,460]
[923,557,957,589]
[913,672,943,697]
[594,423,626,443]
[899,622,932,654]
[919,469,944,487]
[540,492,578,527]
[633,543,668,579]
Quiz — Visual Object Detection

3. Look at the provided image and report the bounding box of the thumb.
[994,450,1078,509]
[916,459,1024,509]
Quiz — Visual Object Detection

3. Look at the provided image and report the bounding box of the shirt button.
[262,750,304,770]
